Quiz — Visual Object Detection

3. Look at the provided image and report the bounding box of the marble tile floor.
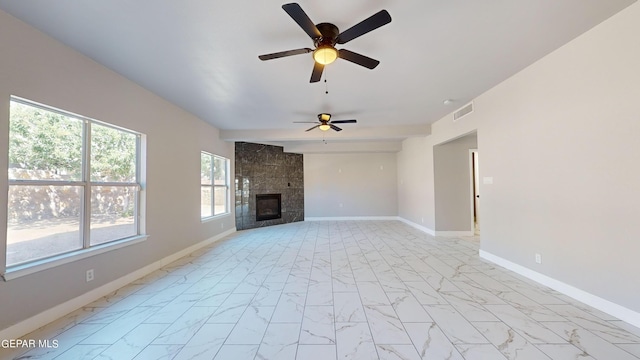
[4,220,640,360]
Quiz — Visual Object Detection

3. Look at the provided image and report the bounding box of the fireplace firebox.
[256,194,282,221]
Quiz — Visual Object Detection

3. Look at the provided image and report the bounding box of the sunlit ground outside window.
[6,186,82,266]
[90,186,137,246]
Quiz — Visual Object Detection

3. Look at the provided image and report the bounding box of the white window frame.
[201,152,230,220]
[3,96,147,280]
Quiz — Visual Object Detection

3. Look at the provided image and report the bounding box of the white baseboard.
[479,249,640,329]
[397,217,436,236]
[304,216,400,221]
[435,231,474,236]
[0,228,236,341]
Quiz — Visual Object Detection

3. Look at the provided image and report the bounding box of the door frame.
[469,149,479,234]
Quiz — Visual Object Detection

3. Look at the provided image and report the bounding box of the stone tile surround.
[235,142,304,230]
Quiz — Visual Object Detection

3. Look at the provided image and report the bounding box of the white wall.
[304,153,397,218]
[398,1,640,318]
[0,10,234,331]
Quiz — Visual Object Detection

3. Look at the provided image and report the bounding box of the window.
[201,152,229,218]
[6,97,143,268]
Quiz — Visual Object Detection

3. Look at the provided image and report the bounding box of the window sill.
[2,235,149,281]
[201,212,232,223]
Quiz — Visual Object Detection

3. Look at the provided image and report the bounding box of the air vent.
[453,102,473,121]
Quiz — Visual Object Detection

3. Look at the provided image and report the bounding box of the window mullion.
[135,135,141,235]
[226,159,230,213]
[8,180,86,186]
[91,182,140,187]
[82,121,91,249]
[210,156,216,216]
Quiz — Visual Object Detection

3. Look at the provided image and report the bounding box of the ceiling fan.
[259,3,391,83]
[295,113,357,132]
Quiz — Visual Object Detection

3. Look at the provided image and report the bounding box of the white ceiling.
[0,0,635,150]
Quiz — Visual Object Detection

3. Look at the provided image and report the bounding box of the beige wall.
[476,1,640,312]
[397,118,478,232]
[397,137,435,229]
[304,153,398,218]
[398,1,640,315]
[0,10,234,331]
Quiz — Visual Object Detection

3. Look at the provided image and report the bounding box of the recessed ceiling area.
[0,0,635,151]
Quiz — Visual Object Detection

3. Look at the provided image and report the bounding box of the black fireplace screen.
[256,194,282,221]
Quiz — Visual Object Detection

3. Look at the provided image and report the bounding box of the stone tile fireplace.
[235,142,304,230]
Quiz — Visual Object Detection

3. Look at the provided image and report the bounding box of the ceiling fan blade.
[282,3,322,39]
[338,49,380,69]
[336,10,391,44]
[305,125,320,132]
[330,119,357,124]
[310,62,324,83]
[259,48,313,61]
[293,121,319,123]
[330,124,343,132]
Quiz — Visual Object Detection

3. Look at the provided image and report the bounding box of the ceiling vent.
[453,102,473,122]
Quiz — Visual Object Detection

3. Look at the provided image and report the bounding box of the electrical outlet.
[221,223,224,229]
[535,253,542,264]
[86,269,95,282]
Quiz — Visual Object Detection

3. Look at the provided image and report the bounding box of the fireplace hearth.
[256,194,282,221]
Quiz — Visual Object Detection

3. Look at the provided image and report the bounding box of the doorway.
[433,132,477,235]
[470,150,480,235]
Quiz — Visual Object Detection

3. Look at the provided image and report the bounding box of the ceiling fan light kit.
[313,45,338,65]
[259,3,391,83]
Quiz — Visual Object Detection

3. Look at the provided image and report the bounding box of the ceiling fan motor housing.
[318,113,331,121]
[314,23,340,47]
